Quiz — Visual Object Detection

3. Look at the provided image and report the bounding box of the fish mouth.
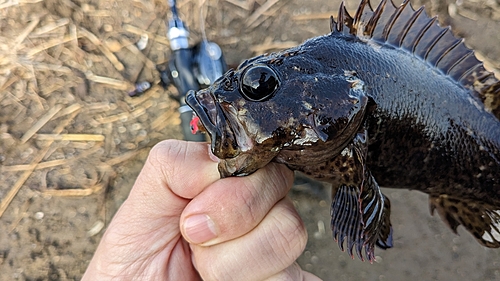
[186,90,218,136]
[186,89,251,161]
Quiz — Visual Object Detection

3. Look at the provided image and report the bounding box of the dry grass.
[0,0,293,218]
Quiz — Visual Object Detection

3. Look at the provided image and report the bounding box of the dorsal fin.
[331,0,500,120]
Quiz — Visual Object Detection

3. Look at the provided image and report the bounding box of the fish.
[186,0,500,262]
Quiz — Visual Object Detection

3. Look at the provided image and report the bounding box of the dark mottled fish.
[186,0,500,262]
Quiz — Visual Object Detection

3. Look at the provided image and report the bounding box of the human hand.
[82,140,321,280]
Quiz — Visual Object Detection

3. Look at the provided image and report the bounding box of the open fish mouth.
[186,90,218,135]
[185,90,243,159]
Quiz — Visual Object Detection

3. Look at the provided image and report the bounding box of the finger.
[191,196,308,281]
[84,139,216,280]
[127,139,220,217]
[110,139,221,243]
[180,162,294,245]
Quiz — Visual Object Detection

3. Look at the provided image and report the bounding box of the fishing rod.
[160,0,227,141]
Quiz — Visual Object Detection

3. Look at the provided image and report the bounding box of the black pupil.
[240,65,279,101]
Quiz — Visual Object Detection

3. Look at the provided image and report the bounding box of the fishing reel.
[158,0,227,141]
[159,41,227,100]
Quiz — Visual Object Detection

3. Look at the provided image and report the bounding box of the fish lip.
[186,90,218,136]
[186,89,243,159]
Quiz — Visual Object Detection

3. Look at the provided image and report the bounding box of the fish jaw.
[217,148,279,178]
[187,89,279,177]
[186,89,244,159]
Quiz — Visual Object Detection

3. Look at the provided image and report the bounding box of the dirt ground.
[1,0,499,280]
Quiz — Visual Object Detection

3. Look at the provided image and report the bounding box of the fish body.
[186,0,500,261]
[304,33,500,202]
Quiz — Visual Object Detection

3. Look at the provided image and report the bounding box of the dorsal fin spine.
[366,0,387,37]
[423,27,449,61]
[397,6,425,48]
[337,1,354,34]
[330,15,335,33]
[478,73,495,83]
[434,38,462,69]
[446,46,469,75]
[411,16,437,53]
[383,0,411,43]
[448,51,474,77]
[353,0,374,37]
[354,0,371,24]
[337,1,344,31]
[458,63,482,84]
[381,3,401,41]
[401,0,412,8]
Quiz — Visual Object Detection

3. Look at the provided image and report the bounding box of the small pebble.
[131,123,142,131]
[87,220,105,237]
[34,212,44,220]
[136,33,149,50]
[303,250,311,258]
[67,210,77,218]
[310,255,319,264]
[305,264,313,271]
[123,142,137,150]
[317,220,325,235]
[103,24,113,32]
[448,3,457,19]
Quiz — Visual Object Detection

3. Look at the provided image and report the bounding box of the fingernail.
[184,214,218,244]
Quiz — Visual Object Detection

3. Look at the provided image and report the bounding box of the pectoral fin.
[375,194,393,249]
[330,170,393,262]
[330,131,393,262]
[331,184,363,258]
[429,194,500,247]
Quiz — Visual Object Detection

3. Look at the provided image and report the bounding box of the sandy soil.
[0,0,499,280]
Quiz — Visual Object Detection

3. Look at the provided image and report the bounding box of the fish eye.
[240,65,280,101]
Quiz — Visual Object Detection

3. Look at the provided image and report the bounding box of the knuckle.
[147,140,190,182]
[149,140,183,164]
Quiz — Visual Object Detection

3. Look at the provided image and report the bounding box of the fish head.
[186,49,369,177]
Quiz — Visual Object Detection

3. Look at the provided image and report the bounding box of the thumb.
[83,140,219,279]
[125,139,220,218]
